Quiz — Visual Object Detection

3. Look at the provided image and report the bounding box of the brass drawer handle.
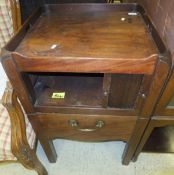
[68,119,105,132]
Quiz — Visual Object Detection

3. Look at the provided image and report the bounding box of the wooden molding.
[1,82,47,175]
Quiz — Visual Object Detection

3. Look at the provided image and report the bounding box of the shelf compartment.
[33,73,104,108]
[24,72,143,110]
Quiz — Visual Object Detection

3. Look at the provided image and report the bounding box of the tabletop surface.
[15,4,158,61]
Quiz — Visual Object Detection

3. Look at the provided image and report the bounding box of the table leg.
[122,118,148,165]
[39,139,57,163]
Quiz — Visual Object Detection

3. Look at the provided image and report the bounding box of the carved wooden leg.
[2,83,48,175]
[13,143,48,175]
[39,138,57,163]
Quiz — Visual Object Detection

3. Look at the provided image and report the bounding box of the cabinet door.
[108,74,143,109]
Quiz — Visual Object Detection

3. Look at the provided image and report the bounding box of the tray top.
[15,4,158,60]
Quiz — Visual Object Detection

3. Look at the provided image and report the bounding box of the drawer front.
[28,114,137,142]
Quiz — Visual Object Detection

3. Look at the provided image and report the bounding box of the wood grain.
[1,3,170,166]
[28,113,137,142]
[9,4,158,74]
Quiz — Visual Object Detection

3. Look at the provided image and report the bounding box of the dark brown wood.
[1,54,34,113]
[122,118,149,164]
[12,53,157,74]
[137,54,171,118]
[28,72,143,114]
[128,0,174,163]
[5,7,42,51]
[122,54,171,165]
[28,114,137,142]
[155,68,174,116]
[35,73,104,108]
[103,73,111,107]
[22,72,36,103]
[1,3,171,166]
[2,82,47,175]
[5,4,158,74]
[34,106,138,116]
[130,19,174,163]
[44,3,136,14]
[108,74,143,108]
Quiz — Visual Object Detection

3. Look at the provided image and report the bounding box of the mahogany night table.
[1,3,171,165]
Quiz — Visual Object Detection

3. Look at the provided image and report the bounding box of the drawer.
[28,114,137,142]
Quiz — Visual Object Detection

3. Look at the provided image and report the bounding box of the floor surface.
[0,140,174,175]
